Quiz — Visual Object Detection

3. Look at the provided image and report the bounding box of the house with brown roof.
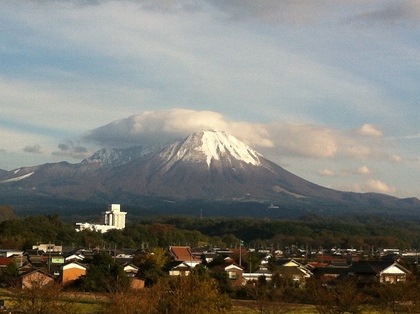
[311,266,350,287]
[20,269,55,289]
[348,261,410,284]
[0,257,13,269]
[169,246,202,267]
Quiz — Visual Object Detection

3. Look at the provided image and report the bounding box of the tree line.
[2,212,420,250]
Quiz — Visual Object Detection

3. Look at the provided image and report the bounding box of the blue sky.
[0,0,419,198]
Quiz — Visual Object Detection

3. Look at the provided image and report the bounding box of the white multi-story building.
[104,204,126,229]
[76,204,127,233]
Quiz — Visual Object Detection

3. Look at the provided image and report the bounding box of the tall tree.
[80,251,130,293]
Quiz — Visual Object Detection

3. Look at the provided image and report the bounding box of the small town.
[1,204,420,313]
[2,1,419,313]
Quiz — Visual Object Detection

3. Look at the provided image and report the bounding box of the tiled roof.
[169,246,201,262]
[349,261,395,274]
[0,257,13,266]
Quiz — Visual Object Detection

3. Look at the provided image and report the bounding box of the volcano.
[0,130,418,217]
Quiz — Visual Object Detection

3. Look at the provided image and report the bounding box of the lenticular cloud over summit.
[80,108,412,197]
[84,108,274,151]
[85,109,231,147]
[84,108,384,161]
[165,130,262,167]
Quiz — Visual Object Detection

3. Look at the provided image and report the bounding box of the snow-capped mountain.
[0,130,419,216]
[81,146,147,168]
[159,130,262,168]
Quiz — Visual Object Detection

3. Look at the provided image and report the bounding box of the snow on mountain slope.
[159,130,262,167]
[0,171,34,183]
[81,146,150,168]
[200,130,261,166]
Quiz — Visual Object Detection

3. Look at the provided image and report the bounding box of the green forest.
[1,205,420,251]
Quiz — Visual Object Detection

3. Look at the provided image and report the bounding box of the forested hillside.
[1,210,420,250]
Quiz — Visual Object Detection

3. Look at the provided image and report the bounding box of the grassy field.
[0,289,384,314]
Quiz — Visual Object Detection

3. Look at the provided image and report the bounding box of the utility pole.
[239,240,243,267]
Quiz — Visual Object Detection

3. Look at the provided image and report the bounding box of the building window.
[228,271,238,279]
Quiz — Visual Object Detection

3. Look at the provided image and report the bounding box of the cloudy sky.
[1,0,419,198]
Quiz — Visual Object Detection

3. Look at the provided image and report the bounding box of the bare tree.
[11,282,79,314]
[242,276,296,314]
[374,276,420,314]
[306,277,370,314]
[104,269,231,314]
[104,289,158,314]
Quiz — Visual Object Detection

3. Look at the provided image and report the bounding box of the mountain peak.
[81,146,147,168]
[197,130,261,167]
[160,130,262,167]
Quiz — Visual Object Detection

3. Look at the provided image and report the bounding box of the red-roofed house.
[0,257,13,269]
[169,246,202,267]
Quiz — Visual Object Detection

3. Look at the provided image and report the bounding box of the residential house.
[169,246,202,267]
[275,258,303,268]
[60,261,87,284]
[20,269,55,289]
[242,265,272,283]
[65,254,85,262]
[0,250,24,258]
[12,254,28,268]
[123,263,139,277]
[276,266,312,285]
[32,243,62,253]
[224,263,244,286]
[0,257,13,270]
[201,252,218,264]
[348,261,410,284]
[311,266,350,288]
[166,261,194,276]
[274,258,312,285]
[211,262,244,287]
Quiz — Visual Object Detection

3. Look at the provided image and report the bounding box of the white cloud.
[318,169,335,177]
[335,178,397,195]
[84,109,396,164]
[86,109,338,158]
[264,123,339,158]
[389,155,403,163]
[356,165,371,175]
[355,124,383,137]
[364,179,397,194]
